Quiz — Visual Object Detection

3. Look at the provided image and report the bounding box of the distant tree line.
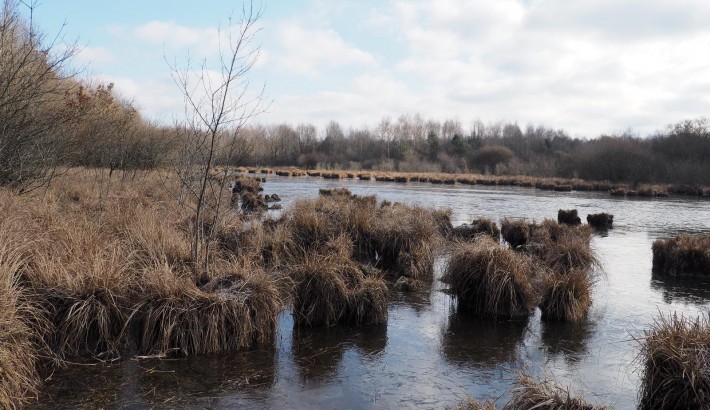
[230,116,710,187]
[2,0,709,192]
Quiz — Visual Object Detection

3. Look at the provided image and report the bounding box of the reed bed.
[637,312,710,410]
[652,235,710,275]
[444,236,538,318]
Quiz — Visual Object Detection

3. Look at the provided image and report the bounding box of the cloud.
[75,46,117,65]
[272,22,376,76]
[133,21,220,53]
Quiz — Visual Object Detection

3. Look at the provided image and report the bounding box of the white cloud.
[272,22,376,76]
[133,21,220,53]
[75,46,117,65]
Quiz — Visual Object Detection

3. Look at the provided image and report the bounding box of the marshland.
[8,172,703,409]
[4,1,710,408]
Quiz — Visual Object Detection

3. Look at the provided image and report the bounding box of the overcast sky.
[34,0,710,138]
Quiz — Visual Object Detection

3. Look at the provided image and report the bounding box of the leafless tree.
[0,0,78,193]
[170,2,268,278]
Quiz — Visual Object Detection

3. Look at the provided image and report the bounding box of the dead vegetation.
[652,235,710,275]
[637,312,710,410]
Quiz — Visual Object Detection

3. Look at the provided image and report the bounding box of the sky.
[28,0,710,138]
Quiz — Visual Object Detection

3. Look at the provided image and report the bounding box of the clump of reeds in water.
[452,218,500,241]
[291,255,387,326]
[285,190,444,280]
[652,234,710,275]
[443,236,538,318]
[557,209,581,225]
[504,372,609,409]
[637,312,710,410]
[501,218,530,248]
[135,263,282,356]
[528,221,598,322]
[452,372,608,409]
[586,213,613,230]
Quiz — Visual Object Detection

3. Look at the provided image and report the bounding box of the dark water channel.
[37,176,710,409]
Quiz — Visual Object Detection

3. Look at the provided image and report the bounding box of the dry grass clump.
[652,235,710,275]
[285,192,444,279]
[0,243,41,408]
[557,209,581,225]
[539,269,592,323]
[503,373,608,410]
[444,236,538,318]
[501,218,530,248]
[586,213,613,230]
[527,221,596,274]
[452,218,500,241]
[637,312,710,410]
[135,263,282,356]
[291,255,387,327]
[451,397,497,410]
[370,203,441,279]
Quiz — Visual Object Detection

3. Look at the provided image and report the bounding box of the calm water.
[37,176,710,409]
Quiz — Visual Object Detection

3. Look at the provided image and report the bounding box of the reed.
[135,263,281,356]
[501,218,530,248]
[637,312,710,409]
[652,235,710,275]
[539,268,592,323]
[557,209,581,225]
[444,236,538,318]
[291,255,387,326]
[452,218,500,241]
[586,213,613,230]
[503,373,609,409]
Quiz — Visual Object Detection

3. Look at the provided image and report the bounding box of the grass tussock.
[586,213,613,230]
[637,312,710,410]
[135,263,282,356]
[291,255,387,327]
[503,372,608,410]
[501,218,530,248]
[444,236,538,318]
[0,242,41,408]
[652,235,710,275]
[539,269,592,323]
[285,191,444,279]
[452,218,500,241]
[557,209,581,225]
[451,397,497,410]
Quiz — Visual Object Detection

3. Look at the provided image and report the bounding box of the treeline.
[233,117,710,186]
[2,0,709,193]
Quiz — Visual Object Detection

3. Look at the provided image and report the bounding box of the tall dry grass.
[637,312,710,409]
[652,235,710,275]
[444,236,538,318]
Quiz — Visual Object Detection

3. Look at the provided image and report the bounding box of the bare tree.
[170,2,268,278]
[0,0,78,193]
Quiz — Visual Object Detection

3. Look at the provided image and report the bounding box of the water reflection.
[291,324,387,383]
[651,269,710,304]
[38,349,276,409]
[441,311,530,367]
[540,319,596,364]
